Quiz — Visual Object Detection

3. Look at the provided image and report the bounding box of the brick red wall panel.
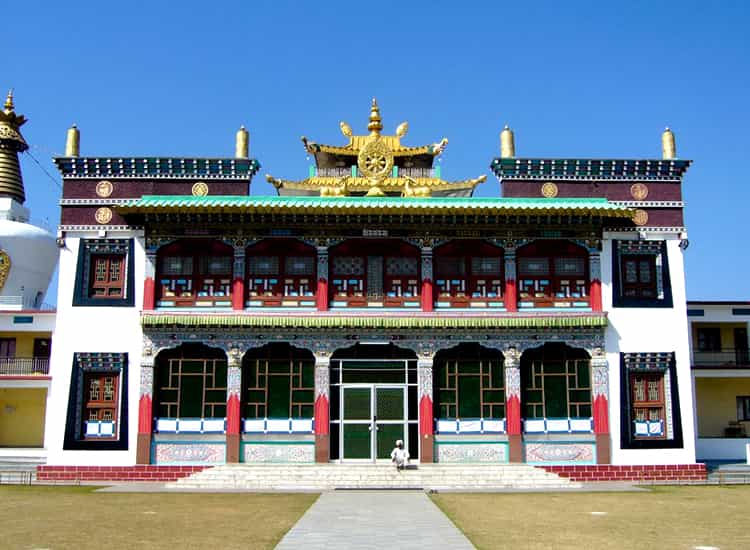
[542,464,707,482]
[37,465,207,482]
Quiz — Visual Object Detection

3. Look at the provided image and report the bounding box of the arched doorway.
[329,344,419,462]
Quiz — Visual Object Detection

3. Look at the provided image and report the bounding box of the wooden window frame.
[523,356,592,419]
[83,372,119,440]
[157,240,233,308]
[156,357,227,419]
[329,240,421,308]
[630,372,666,440]
[434,240,505,308]
[613,240,673,308]
[246,239,317,307]
[73,239,135,307]
[89,254,126,299]
[517,241,589,308]
[242,349,315,420]
[436,351,505,420]
[620,254,657,300]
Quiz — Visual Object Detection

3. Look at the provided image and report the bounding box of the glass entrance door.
[341,384,406,462]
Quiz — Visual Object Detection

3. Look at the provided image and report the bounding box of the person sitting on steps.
[390,439,410,470]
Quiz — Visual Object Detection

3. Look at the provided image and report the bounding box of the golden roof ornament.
[368,98,383,135]
[65,124,80,157]
[267,99,485,198]
[500,125,515,158]
[235,125,249,159]
[661,127,676,160]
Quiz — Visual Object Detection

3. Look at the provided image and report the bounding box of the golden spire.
[235,125,249,159]
[500,125,515,158]
[0,90,28,203]
[65,124,80,157]
[4,90,14,113]
[368,98,383,135]
[661,127,676,160]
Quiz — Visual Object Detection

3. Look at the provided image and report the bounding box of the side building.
[0,92,57,469]
[688,301,750,463]
[43,101,699,480]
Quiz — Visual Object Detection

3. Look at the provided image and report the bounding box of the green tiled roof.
[54,157,261,179]
[141,312,608,329]
[491,158,691,181]
[119,195,632,216]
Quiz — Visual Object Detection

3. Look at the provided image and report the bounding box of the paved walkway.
[275,491,475,549]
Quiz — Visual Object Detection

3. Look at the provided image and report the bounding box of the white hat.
[396,439,403,446]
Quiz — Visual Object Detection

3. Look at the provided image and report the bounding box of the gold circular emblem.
[95,207,113,224]
[192,181,209,196]
[541,182,559,198]
[357,139,394,179]
[630,183,649,201]
[0,250,10,291]
[633,209,649,226]
[95,180,113,198]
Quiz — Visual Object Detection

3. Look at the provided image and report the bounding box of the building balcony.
[692,348,750,369]
[0,357,50,376]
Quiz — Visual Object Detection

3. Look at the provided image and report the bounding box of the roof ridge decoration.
[0,90,30,203]
[267,99,485,199]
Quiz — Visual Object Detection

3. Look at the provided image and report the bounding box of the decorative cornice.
[54,157,260,180]
[491,158,691,181]
[141,311,608,329]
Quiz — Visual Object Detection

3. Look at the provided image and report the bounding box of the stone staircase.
[707,464,750,484]
[0,452,46,484]
[166,463,582,491]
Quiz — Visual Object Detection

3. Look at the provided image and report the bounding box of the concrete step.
[166,463,580,490]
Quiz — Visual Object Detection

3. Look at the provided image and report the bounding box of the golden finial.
[395,121,409,138]
[340,121,353,137]
[4,90,14,113]
[500,125,515,158]
[661,127,676,160]
[368,98,383,135]
[65,124,80,157]
[235,125,249,158]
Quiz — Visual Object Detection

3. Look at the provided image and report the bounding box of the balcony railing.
[0,357,50,376]
[692,348,750,368]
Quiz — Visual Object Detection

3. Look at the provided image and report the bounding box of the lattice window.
[89,255,125,298]
[523,351,591,419]
[74,239,133,307]
[386,257,418,276]
[437,353,505,419]
[161,256,193,276]
[620,352,681,447]
[243,350,314,419]
[614,241,671,307]
[157,241,233,307]
[83,373,119,438]
[285,256,314,275]
[156,357,227,418]
[248,256,279,275]
[333,256,365,275]
[199,256,232,275]
[436,257,466,278]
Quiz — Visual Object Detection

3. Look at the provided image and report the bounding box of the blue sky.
[4,1,749,302]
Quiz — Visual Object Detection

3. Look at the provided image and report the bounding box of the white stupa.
[0,91,56,310]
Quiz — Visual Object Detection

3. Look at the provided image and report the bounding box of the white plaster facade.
[43,231,145,465]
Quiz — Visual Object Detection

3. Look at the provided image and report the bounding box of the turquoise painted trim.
[240,441,315,445]
[435,441,509,446]
[154,440,227,445]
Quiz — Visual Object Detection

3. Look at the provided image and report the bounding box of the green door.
[375,387,405,459]
[341,385,407,461]
[342,386,373,460]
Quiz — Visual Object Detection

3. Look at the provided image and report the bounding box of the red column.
[232,278,244,310]
[593,394,609,434]
[590,279,602,312]
[314,392,330,462]
[419,394,434,462]
[504,279,517,312]
[421,279,434,312]
[317,278,329,311]
[143,277,155,311]
[136,392,153,464]
[226,392,241,463]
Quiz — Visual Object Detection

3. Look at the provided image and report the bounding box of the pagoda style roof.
[267,174,485,198]
[54,157,260,180]
[142,310,608,330]
[267,99,485,198]
[491,157,691,181]
[118,194,633,217]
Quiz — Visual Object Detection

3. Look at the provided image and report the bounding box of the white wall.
[44,231,145,466]
[602,234,696,464]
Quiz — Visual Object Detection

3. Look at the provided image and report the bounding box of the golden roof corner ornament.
[4,90,14,113]
[339,122,353,138]
[395,122,408,138]
[432,138,448,156]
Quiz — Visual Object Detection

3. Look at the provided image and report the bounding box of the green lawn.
[432,486,750,550]
[0,486,317,550]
